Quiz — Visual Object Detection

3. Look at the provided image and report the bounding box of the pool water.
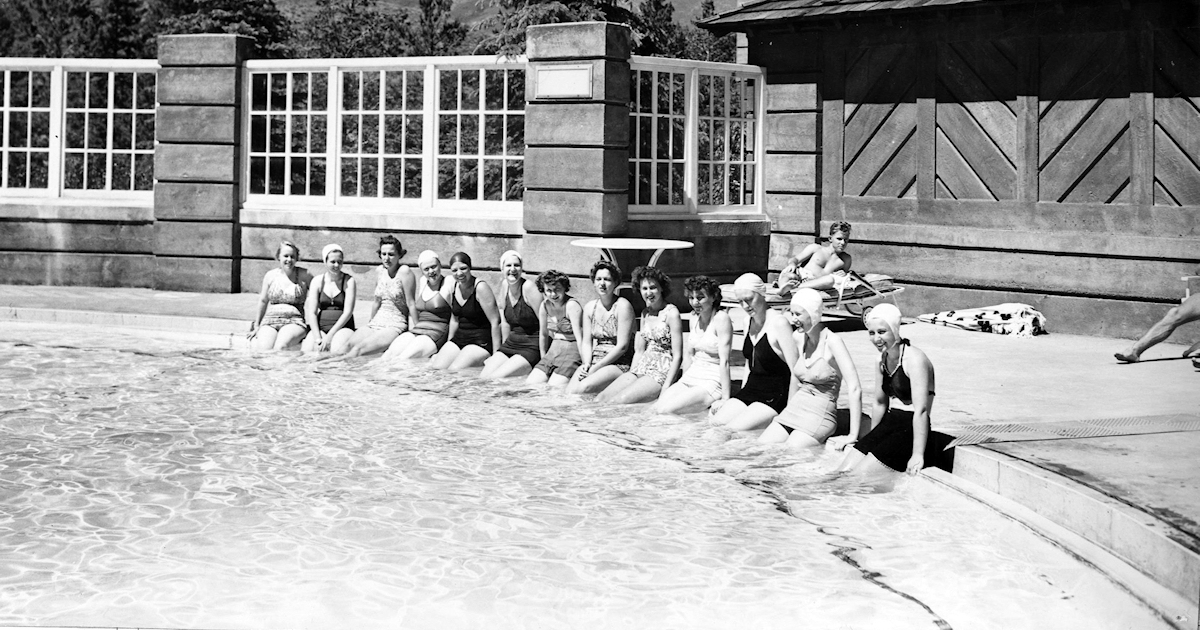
[0,323,1170,630]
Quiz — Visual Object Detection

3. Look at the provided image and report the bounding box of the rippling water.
[0,323,1169,630]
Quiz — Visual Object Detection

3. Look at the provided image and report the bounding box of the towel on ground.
[918,303,1047,337]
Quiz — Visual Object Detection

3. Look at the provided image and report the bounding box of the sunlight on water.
[0,323,1170,630]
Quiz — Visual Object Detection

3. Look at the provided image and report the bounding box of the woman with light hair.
[302,243,357,354]
[383,250,454,360]
[711,273,799,431]
[248,240,312,351]
[758,288,862,448]
[481,250,544,379]
[430,252,503,370]
[838,304,948,475]
[340,235,416,357]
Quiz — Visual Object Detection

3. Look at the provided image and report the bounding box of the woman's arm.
[399,266,418,330]
[445,281,460,345]
[714,311,733,401]
[249,271,274,339]
[304,274,323,338]
[537,300,550,356]
[476,282,503,353]
[578,301,596,372]
[658,306,684,401]
[679,315,695,376]
[567,299,586,360]
[826,334,862,450]
[904,346,935,475]
[769,311,801,397]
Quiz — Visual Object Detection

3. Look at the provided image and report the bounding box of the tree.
[0,0,105,57]
[406,0,467,57]
[682,0,735,63]
[474,0,634,56]
[633,0,684,58]
[146,0,295,58]
[293,0,408,58]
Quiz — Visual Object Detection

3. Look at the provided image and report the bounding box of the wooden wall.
[752,0,1200,340]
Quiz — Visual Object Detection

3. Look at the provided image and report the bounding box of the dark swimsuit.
[317,275,355,333]
[450,279,493,353]
[497,279,541,366]
[412,280,452,349]
[732,326,791,413]
[854,342,953,471]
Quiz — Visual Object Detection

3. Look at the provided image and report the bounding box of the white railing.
[628,56,764,218]
[0,59,158,200]
[243,56,526,215]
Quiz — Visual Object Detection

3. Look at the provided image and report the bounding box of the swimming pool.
[0,322,1170,630]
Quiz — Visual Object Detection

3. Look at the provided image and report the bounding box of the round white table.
[570,238,694,268]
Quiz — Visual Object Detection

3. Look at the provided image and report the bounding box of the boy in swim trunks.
[776,221,852,296]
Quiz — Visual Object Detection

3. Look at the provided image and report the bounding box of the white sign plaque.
[535,64,593,99]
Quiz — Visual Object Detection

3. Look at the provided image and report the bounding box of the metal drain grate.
[943,413,1200,449]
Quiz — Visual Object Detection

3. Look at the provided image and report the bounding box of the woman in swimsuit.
[430,252,502,370]
[566,260,635,395]
[759,289,862,448]
[340,235,416,358]
[248,240,312,351]
[526,270,586,387]
[838,304,949,475]
[712,273,800,432]
[480,250,544,379]
[302,244,358,354]
[596,266,683,405]
[652,275,732,415]
[384,250,454,360]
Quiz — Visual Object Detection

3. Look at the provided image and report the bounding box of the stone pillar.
[153,34,252,292]
[521,22,631,273]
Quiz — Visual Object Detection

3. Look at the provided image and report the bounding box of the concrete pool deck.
[1,283,1198,628]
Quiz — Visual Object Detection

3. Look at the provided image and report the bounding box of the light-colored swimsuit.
[261,269,307,330]
[629,308,676,386]
[677,312,723,401]
[576,300,632,380]
[775,328,840,441]
[368,266,410,333]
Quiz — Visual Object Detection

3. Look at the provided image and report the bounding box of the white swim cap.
[789,288,823,332]
[322,243,343,262]
[733,272,767,296]
[500,250,522,266]
[417,250,440,267]
[866,303,903,340]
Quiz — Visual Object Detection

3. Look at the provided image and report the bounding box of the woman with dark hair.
[481,250,544,379]
[567,260,635,395]
[712,273,799,431]
[652,275,732,414]
[596,266,683,404]
[526,270,585,387]
[248,240,312,351]
[430,252,502,370]
[340,235,416,357]
[384,250,454,360]
[302,243,357,354]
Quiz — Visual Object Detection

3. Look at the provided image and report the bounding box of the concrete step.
[936,447,1200,630]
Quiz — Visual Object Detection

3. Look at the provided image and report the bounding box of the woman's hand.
[905,454,924,476]
[826,435,856,452]
[709,399,728,415]
[247,325,259,340]
[318,332,333,352]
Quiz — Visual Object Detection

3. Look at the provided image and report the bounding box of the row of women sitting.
[248,236,943,475]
